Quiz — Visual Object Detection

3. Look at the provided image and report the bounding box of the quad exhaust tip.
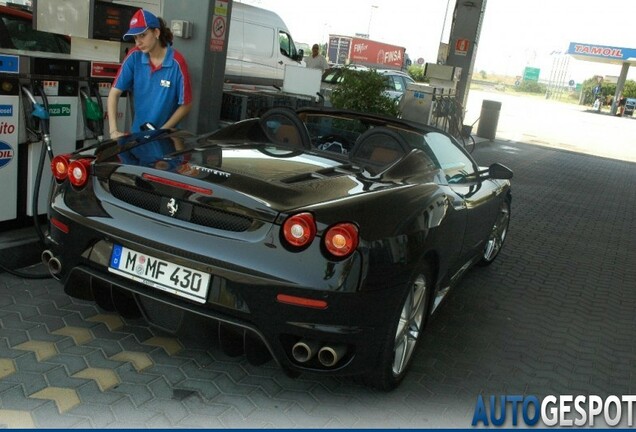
[291,339,347,367]
[291,339,320,363]
[41,249,62,275]
[317,344,347,368]
[41,250,53,267]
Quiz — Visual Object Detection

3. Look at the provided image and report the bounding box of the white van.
[226,3,304,86]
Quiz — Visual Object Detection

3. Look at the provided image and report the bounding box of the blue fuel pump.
[21,84,52,245]
[0,84,52,279]
[0,57,20,225]
[22,85,51,158]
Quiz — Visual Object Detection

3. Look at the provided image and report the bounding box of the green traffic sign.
[523,67,540,82]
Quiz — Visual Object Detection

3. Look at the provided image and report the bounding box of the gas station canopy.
[567,42,636,66]
[567,42,636,115]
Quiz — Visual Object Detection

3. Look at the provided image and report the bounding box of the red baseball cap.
[123,9,160,41]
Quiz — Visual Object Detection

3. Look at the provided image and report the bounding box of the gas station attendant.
[108,9,192,138]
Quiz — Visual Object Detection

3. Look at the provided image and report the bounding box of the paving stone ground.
[1,138,635,428]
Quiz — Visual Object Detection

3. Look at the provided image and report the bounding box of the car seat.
[349,127,411,170]
[259,107,312,149]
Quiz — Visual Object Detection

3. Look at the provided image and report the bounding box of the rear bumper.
[60,263,397,377]
[46,210,405,377]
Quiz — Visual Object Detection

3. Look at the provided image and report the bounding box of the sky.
[237,0,636,83]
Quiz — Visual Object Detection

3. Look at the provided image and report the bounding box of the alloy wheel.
[392,273,427,376]
[483,201,510,262]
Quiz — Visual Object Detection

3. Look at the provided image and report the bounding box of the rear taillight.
[324,223,358,259]
[51,154,92,188]
[51,154,71,181]
[67,158,92,188]
[282,212,316,248]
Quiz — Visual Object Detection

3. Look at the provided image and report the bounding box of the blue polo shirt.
[113,45,192,132]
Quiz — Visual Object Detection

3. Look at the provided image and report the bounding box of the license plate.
[109,244,210,303]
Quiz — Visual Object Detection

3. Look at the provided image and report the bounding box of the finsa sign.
[350,38,405,68]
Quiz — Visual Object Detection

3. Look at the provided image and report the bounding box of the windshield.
[279,31,299,59]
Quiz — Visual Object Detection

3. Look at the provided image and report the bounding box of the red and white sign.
[42,80,59,96]
[349,37,405,68]
[98,82,112,97]
[209,0,229,53]
[91,62,120,78]
[455,38,470,56]
[573,44,623,58]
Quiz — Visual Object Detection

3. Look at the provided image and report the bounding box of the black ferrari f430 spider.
[44,107,512,390]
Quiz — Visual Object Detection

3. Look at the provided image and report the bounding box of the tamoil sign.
[0,105,16,169]
[0,140,14,169]
[567,42,636,63]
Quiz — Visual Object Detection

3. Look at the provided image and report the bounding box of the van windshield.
[279,31,299,61]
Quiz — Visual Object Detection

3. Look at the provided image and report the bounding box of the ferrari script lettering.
[191,165,231,178]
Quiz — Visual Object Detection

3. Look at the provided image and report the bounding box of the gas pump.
[399,63,461,129]
[21,84,51,243]
[0,54,21,226]
[22,57,81,217]
[77,61,129,144]
[77,61,104,146]
[0,66,55,278]
[1,0,138,265]
[79,83,104,142]
[90,61,130,140]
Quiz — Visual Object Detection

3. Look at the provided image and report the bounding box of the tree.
[579,77,636,105]
[513,80,546,94]
[407,65,427,82]
[329,68,401,117]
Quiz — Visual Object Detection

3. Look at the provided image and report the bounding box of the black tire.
[478,198,511,266]
[366,261,432,391]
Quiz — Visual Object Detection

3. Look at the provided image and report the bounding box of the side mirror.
[488,162,513,179]
[296,49,304,62]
